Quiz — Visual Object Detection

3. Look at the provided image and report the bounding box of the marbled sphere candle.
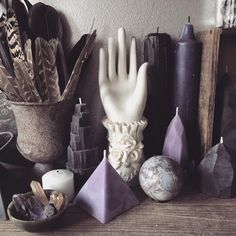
[42,169,74,201]
[172,17,202,162]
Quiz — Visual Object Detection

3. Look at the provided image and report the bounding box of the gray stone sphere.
[139,156,183,201]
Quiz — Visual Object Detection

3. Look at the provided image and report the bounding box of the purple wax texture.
[73,158,139,224]
[162,111,188,167]
[172,22,202,163]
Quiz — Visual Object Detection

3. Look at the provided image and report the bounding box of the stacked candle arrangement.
[66,99,99,179]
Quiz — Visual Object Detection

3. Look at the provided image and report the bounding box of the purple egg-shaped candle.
[162,107,188,167]
[172,17,202,163]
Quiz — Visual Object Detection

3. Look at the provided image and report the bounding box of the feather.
[28,2,66,94]
[6,8,23,48]
[0,58,22,101]
[28,3,63,41]
[23,0,33,11]
[14,60,41,102]
[0,39,15,76]
[4,12,25,62]
[0,14,15,76]
[57,41,68,91]
[35,37,61,102]
[12,0,30,41]
[67,34,89,76]
[24,38,34,78]
[0,14,6,39]
[62,30,96,100]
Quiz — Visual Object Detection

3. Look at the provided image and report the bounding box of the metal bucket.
[9,100,74,163]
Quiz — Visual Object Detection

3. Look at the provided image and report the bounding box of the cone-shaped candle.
[172,17,202,163]
[73,150,139,224]
[162,107,188,167]
[198,137,234,198]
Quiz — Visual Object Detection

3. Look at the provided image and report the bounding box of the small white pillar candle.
[42,169,74,201]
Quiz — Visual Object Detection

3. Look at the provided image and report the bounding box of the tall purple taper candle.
[172,17,202,163]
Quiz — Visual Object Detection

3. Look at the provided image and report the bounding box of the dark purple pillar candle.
[172,18,202,163]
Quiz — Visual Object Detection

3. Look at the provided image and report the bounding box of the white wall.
[1,0,216,153]
[30,0,216,153]
[31,0,216,48]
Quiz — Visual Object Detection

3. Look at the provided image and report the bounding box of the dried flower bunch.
[0,1,96,103]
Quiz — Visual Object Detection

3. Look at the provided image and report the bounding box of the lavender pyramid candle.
[162,107,188,167]
[73,154,139,224]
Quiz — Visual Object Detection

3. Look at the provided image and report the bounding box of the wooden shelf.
[1,188,236,235]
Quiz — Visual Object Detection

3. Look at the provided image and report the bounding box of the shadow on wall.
[77,41,107,160]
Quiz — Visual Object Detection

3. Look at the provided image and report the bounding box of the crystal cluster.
[12,194,56,221]
[66,101,99,177]
[12,181,64,221]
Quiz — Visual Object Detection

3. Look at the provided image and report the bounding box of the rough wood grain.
[197,28,221,158]
[1,188,236,235]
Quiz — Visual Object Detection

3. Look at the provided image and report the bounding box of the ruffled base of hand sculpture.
[103,118,147,185]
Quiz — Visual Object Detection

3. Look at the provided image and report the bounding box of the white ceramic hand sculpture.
[99,28,148,122]
[99,28,148,183]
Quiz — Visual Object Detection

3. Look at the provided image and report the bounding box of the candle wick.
[176,107,179,115]
[103,150,107,159]
[225,65,229,73]
[220,137,223,144]
[188,16,191,23]
[79,97,82,104]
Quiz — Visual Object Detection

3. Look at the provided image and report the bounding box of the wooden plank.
[197,28,221,157]
[1,189,236,235]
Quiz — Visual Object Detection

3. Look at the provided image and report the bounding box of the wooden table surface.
[1,187,236,236]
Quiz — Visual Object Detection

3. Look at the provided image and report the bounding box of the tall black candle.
[143,31,173,158]
[172,17,202,163]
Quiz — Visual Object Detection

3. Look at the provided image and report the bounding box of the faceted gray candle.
[162,107,188,167]
[198,138,234,198]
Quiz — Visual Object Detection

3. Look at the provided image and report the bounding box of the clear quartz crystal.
[49,191,64,211]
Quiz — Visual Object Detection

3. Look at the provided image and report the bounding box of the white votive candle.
[42,169,74,201]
